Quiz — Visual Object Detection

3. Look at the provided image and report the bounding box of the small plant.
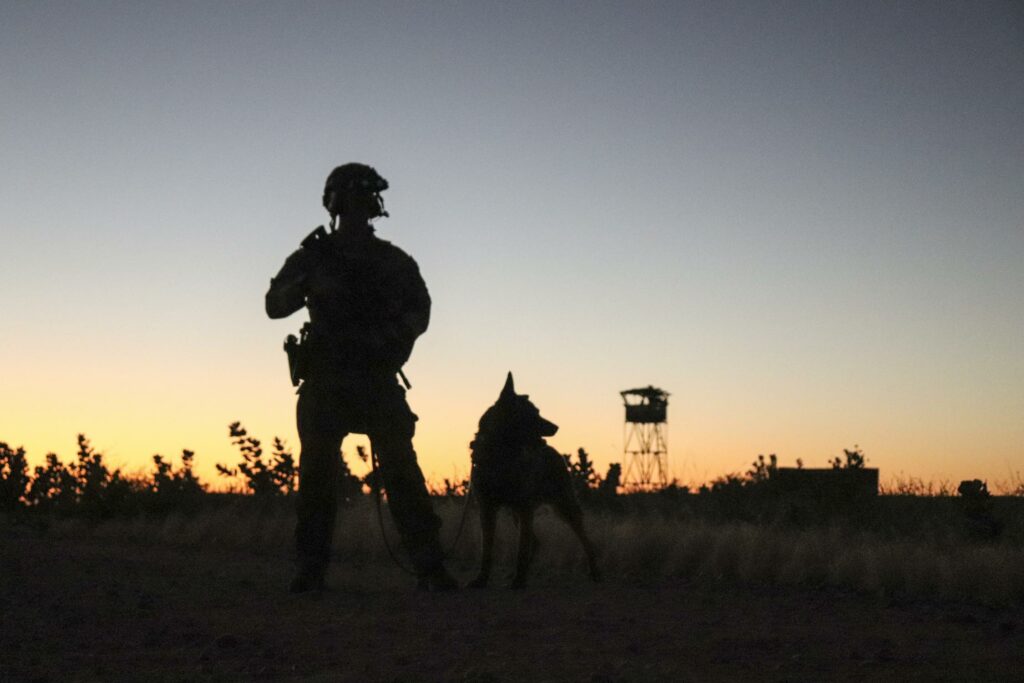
[431,477,469,498]
[148,449,205,511]
[27,453,78,511]
[357,445,386,495]
[957,479,1002,540]
[958,479,989,499]
[0,442,31,511]
[599,463,622,498]
[336,447,365,503]
[75,435,135,516]
[747,453,778,484]
[563,447,600,500]
[701,472,745,494]
[830,445,866,470]
[217,422,297,497]
[23,436,135,516]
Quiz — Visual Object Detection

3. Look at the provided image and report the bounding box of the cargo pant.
[294,375,444,575]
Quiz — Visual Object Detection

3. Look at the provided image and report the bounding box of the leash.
[369,444,474,576]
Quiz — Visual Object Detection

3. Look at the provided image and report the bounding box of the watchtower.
[621,386,669,490]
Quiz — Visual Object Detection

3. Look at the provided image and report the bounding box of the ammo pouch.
[283,323,311,387]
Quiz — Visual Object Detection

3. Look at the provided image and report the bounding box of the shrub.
[338,445,366,503]
[830,445,866,470]
[148,449,205,512]
[563,447,600,501]
[22,436,135,517]
[600,463,622,498]
[0,442,31,511]
[747,453,778,483]
[957,479,1002,540]
[217,422,297,497]
[431,477,470,498]
[72,434,136,517]
[27,453,78,511]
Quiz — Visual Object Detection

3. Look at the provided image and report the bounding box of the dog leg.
[556,501,602,583]
[510,509,536,589]
[469,503,497,588]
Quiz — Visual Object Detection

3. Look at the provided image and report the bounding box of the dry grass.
[33,496,1024,606]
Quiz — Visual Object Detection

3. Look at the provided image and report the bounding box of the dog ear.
[500,371,515,399]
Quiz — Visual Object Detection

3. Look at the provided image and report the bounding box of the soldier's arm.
[383,255,431,365]
[352,249,430,367]
[265,248,312,319]
[398,259,431,341]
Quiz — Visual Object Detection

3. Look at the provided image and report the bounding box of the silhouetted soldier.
[266,163,456,592]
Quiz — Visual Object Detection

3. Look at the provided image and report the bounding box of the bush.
[217,422,297,497]
[748,453,778,483]
[147,450,205,512]
[600,463,622,498]
[560,448,623,507]
[71,434,135,516]
[21,435,136,517]
[339,445,366,503]
[430,475,470,498]
[27,452,78,512]
[0,442,31,511]
[957,479,1003,540]
[831,445,866,470]
[563,447,599,500]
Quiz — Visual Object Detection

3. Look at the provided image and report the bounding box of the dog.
[468,372,600,588]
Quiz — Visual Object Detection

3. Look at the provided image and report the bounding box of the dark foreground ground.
[1,532,1021,682]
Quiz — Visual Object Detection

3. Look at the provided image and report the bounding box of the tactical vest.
[302,231,429,382]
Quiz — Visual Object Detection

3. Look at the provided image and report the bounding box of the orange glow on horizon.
[4,382,1022,494]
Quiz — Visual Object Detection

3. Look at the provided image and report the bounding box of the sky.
[2,1,1022,490]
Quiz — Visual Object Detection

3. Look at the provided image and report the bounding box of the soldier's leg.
[293,387,346,591]
[367,389,454,587]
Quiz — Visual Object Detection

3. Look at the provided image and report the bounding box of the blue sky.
[2,1,1022,487]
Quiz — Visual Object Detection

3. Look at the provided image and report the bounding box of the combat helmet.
[323,163,389,218]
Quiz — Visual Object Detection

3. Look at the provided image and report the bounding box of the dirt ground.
[1,531,1021,682]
